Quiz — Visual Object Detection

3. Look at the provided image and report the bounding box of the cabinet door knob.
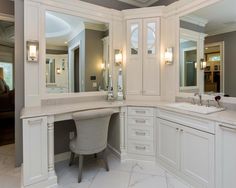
[176,128,179,131]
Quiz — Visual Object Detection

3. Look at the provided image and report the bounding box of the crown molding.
[118,0,159,7]
[181,15,208,27]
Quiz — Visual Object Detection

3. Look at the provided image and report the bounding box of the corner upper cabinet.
[126,18,160,96]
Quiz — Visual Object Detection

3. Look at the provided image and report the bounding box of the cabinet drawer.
[128,140,154,156]
[128,107,154,117]
[128,116,153,127]
[128,125,153,141]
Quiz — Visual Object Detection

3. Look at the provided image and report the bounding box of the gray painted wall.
[0,0,14,15]
[205,31,236,97]
[85,29,104,92]
[14,0,24,167]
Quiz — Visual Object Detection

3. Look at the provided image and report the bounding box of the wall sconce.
[101,63,105,70]
[56,68,61,74]
[114,49,122,65]
[27,41,39,62]
[200,58,206,70]
[164,47,174,64]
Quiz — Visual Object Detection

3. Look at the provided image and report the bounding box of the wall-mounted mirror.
[45,11,110,94]
[179,0,236,97]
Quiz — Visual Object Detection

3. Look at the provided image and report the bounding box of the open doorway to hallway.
[0,19,15,146]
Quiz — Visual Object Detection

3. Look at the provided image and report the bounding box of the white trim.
[180,15,208,27]
[54,152,70,163]
[107,144,121,159]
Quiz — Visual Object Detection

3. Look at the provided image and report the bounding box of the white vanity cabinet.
[216,123,236,188]
[126,18,160,97]
[127,107,156,159]
[157,110,215,188]
[23,116,48,186]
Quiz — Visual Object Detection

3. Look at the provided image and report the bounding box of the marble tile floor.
[0,144,193,188]
[0,144,21,188]
[56,153,193,188]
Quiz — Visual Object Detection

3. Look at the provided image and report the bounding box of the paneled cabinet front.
[23,116,48,186]
[126,18,160,96]
[157,118,215,188]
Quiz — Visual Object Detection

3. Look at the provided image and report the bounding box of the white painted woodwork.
[128,106,154,117]
[157,109,215,134]
[127,107,155,157]
[126,18,160,97]
[126,19,143,95]
[157,118,180,169]
[23,117,48,186]
[157,117,215,188]
[180,125,215,188]
[142,18,160,96]
[216,123,236,188]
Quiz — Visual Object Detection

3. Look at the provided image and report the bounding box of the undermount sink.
[166,102,225,114]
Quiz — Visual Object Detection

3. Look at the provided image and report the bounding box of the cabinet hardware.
[180,129,183,132]
[135,131,146,136]
[135,119,146,123]
[135,146,146,150]
[176,128,179,131]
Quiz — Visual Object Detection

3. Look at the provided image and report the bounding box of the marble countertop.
[21,100,236,127]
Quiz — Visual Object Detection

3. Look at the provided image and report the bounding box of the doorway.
[0,19,15,146]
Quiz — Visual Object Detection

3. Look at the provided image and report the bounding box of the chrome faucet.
[194,93,203,106]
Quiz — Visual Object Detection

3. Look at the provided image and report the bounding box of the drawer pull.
[135,131,146,136]
[135,119,146,123]
[135,110,146,114]
[135,146,146,150]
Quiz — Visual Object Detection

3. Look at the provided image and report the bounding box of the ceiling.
[80,0,178,10]
[46,11,108,47]
[188,0,236,36]
[117,0,160,7]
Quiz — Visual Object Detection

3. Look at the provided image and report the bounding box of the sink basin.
[166,102,225,114]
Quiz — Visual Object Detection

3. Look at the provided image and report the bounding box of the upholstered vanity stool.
[69,108,114,183]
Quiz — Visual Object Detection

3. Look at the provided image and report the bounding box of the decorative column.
[119,107,127,159]
[47,115,55,176]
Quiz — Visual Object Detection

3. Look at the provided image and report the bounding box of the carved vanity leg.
[48,115,55,176]
[120,107,127,159]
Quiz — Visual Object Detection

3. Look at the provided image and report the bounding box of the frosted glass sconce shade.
[27,41,39,62]
[164,47,173,64]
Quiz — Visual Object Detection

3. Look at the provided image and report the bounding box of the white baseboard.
[54,152,71,163]
[107,144,121,159]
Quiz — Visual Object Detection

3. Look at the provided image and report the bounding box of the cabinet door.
[126,19,143,95]
[23,117,48,186]
[142,18,160,96]
[180,125,214,188]
[157,118,180,169]
[216,124,236,188]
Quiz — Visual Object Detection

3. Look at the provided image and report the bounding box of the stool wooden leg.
[94,153,97,158]
[69,152,75,166]
[103,149,109,171]
[78,155,84,183]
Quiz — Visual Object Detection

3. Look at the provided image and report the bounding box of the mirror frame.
[39,2,113,100]
[175,0,236,103]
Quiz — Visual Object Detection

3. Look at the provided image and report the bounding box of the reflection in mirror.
[45,11,109,94]
[179,0,236,97]
[179,38,197,88]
